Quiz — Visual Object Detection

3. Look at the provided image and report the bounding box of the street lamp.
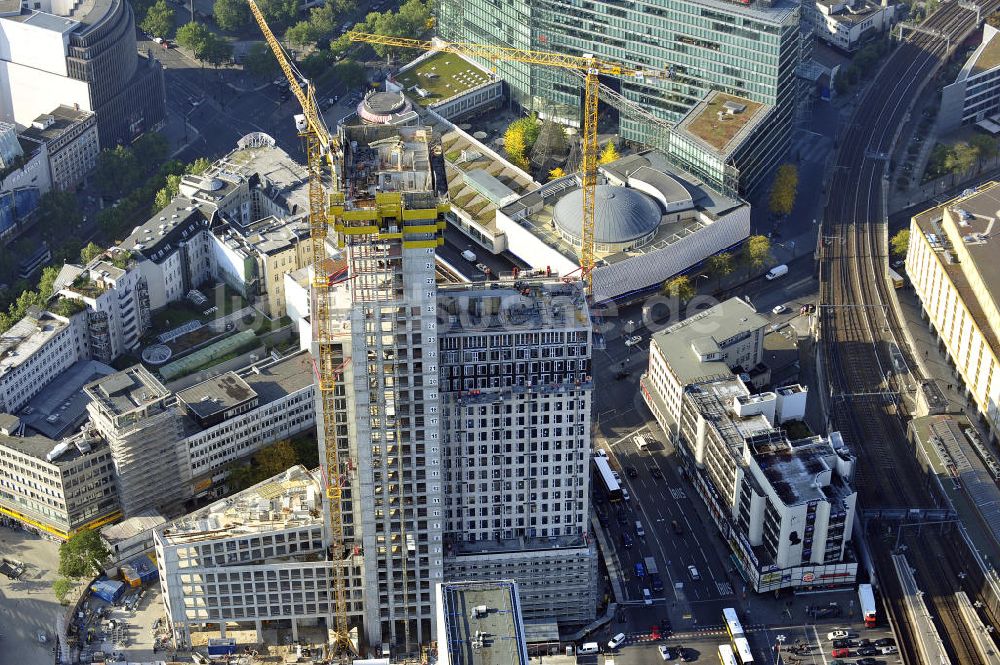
[182,101,200,143]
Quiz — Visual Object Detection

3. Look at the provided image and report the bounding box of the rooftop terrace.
[676,92,767,153]
[438,581,527,665]
[394,50,493,105]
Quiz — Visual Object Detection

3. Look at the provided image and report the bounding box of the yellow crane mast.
[246,1,353,658]
[346,32,664,288]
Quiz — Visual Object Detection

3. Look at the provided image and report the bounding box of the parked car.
[827,630,849,641]
[608,633,626,650]
[672,520,683,535]
[621,532,633,548]
[879,646,897,655]
[856,658,878,665]
[833,639,851,649]
[856,647,876,656]
[649,466,663,479]
[856,639,871,647]
[831,648,850,658]
[772,304,787,314]
[874,638,895,647]
[658,645,674,661]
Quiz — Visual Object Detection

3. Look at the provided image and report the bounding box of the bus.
[593,456,623,502]
[732,637,754,665]
[723,607,745,640]
[718,644,738,665]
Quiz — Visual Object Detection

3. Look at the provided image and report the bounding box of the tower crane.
[247,1,353,658]
[346,32,666,289]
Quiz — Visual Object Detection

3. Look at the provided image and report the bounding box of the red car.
[650,625,661,641]
[831,648,850,658]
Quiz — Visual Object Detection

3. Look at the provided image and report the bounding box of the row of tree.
[925,135,998,181]
[661,235,772,301]
[768,163,798,217]
[226,437,320,492]
[833,37,892,96]
[176,21,234,65]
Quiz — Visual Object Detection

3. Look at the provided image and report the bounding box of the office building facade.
[438,0,804,193]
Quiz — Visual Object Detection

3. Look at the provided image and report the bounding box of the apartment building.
[84,367,190,517]
[437,280,598,625]
[907,184,1000,439]
[801,0,895,52]
[58,253,152,364]
[0,308,90,415]
[20,105,99,192]
[641,299,858,591]
[0,415,120,539]
[154,465,364,646]
[178,352,316,497]
[939,24,1000,133]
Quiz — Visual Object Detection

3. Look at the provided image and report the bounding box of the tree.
[768,163,798,216]
[201,33,234,66]
[662,275,694,302]
[187,157,212,175]
[890,228,910,257]
[706,252,734,287]
[286,20,322,48]
[94,145,140,196]
[34,191,81,246]
[140,0,174,38]
[58,530,110,579]
[52,578,75,604]
[741,234,772,276]
[227,439,302,491]
[132,132,169,168]
[598,141,620,165]
[243,42,279,79]
[255,0,299,29]
[80,242,105,264]
[548,167,566,180]
[504,122,529,170]
[334,59,367,90]
[175,21,212,57]
[154,173,182,210]
[945,142,979,174]
[213,0,252,32]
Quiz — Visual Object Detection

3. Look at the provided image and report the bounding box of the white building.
[908,184,1000,440]
[437,280,598,626]
[802,0,895,52]
[99,509,166,564]
[640,298,858,591]
[58,252,151,363]
[20,105,99,192]
[939,24,1000,134]
[0,414,120,539]
[0,307,89,415]
[154,465,363,645]
[177,352,316,498]
[496,153,750,302]
[434,580,529,665]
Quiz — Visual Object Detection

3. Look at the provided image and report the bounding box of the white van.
[765,264,789,280]
[462,249,477,262]
[634,434,650,450]
[579,642,600,655]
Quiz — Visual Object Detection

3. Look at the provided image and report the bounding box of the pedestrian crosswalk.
[716,581,734,596]
[791,131,833,165]
[669,487,687,500]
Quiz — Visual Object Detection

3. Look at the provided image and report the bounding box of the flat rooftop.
[159,465,322,545]
[394,50,493,104]
[438,581,527,665]
[213,141,310,221]
[0,310,70,377]
[675,91,768,154]
[84,366,170,416]
[20,10,77,31]
[688,377,775,450]
[972,27,1000,75]
[750,433,854,506]
[176,373,257,420]
[0,426,108,465]
[21,105,93,144]
[21,359,115,440]
[437,279,589,333]
[100,509,166,545]
[652,297,768,385]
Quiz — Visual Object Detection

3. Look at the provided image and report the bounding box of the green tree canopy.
[132,132,169,167]
[768,163,798,216]
[201,33,234,66]
[741,234,772,274]
[80,242,105,264]
[285,20,322,48]
[176,21,211,55]
[187,157,213,175]
[34,191,81,247]
[94,145,140,196]
[53,577,75,604]
[662,275,694,302]
[362,0,430,57]
[243,42,279,78]
[890,228,910,257]
[213,0,253,32]
[706,252,734,281]
[970,134,998,161]
[255,0,299,29]
[598,142,620,165]
[227,439,302,492]
[58,530,110,579]
[140,0,175,38]
[945,142,979,174]
[333,59,367,90]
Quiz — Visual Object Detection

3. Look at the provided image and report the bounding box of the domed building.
[552,184,662,256]
[357,91,415,125]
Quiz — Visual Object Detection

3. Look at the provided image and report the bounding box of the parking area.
[0,527,63,665]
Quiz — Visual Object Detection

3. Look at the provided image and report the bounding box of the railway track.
[818,0,999,660]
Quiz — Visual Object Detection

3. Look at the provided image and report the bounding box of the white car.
[621,487,631,501]
[687,565,700,580]
[827,630,849,640]
[608,633,627,650]
[658,645,674,660]
[612,471,622,482]
[643,588,652,605]
[625,335,642,346]
[879,646,898,655]
[772,304,787,314]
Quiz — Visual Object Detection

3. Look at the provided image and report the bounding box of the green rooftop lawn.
[973,37,1000,74]
[395,51,491,103]
[685,93,763,151]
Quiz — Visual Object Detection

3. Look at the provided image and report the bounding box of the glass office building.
[438,0,805,193]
